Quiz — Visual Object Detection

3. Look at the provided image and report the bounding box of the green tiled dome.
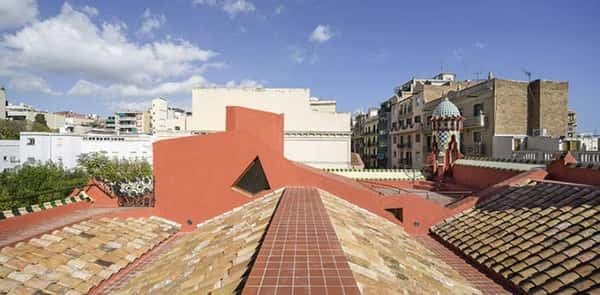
[432,98,461,118]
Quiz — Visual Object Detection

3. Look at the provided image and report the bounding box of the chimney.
[488,71,494,80]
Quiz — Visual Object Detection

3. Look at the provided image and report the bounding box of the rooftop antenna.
[522,69,532,81]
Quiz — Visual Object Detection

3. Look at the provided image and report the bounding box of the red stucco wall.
[451,165,521,190]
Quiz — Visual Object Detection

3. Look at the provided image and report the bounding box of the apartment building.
[363,108,379,168]
[377,100,392,168]
[0,87,6,120]
[567,110,577,138]
[150,97,193,133]
[420,77,568,161]
[351,111,366,156]
[107,111,146,135]
[389,73,469,168]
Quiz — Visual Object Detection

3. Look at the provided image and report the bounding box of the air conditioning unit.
[533,129,548,137]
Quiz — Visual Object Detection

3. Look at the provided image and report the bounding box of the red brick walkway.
[415,234,511,295]
[243,187,360,295]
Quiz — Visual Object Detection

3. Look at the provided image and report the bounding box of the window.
[473,104,484,116]
[232,157,271,196]
[26,138,35,145]
[474,131,482,143]
[392,136,397,144]
[385,208,403,222]
[393,151,397,158]
[416,134,421,143]
[414,116,421,123]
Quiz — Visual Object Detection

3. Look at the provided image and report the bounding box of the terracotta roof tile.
[431,181,600,294]
[0,217,177,294]
[320,189,481,294]
[113,189,283,294]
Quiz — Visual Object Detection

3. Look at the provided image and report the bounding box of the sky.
[0,0,599,132]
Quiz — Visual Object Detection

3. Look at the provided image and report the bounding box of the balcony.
[512,150,562,162]
[463,115,486,129]
[463,143,485,156]
[572,151,600,163]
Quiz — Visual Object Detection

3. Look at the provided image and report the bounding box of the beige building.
[7,103,66,130]
[190,87,351,168]
[420,76,568,161]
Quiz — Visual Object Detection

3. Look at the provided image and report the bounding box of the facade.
[350,111,366,156]
[363,108,379,168]
[55,111,100,134]
[377,99,392,168]
[567,109,577,138]
[390,73,467,169]
[0,140,19,171]
[150,97,193,133]
[421,77,568,161]
[0,87,6,120]
[190,87,351,168]
[7,103,67,130]
[107,111,145,134]
[18,132,153,169]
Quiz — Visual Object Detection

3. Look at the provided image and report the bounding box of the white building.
[0,87,6,120]
[0,140,19,171]
[150,97,192,133]
[190,87,351,168]
[18,132,153,169]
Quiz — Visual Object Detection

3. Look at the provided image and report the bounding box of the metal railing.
[463,115,486,128]
[464,143,485,156]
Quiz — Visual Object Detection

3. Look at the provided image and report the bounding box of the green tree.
[0,162,89,210]
[77,152,152,183]
[0,119,27,139]
[32,114,51,132]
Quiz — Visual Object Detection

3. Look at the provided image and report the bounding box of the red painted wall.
[451,164,521,190]
[547,157,600,186]
[226,106,284,155]
[153,107,398,230]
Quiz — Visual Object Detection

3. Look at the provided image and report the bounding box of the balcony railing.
[512,150,561,161]
[570,151,600,163]
[463,115,486,128]
[463,143,485,156]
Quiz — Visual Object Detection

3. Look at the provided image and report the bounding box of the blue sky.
[0,0,599,132]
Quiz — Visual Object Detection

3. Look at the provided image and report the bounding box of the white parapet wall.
[190,87,351,168]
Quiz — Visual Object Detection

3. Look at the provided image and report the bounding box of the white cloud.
[274,4,284,15]
[68,75,209,97]
[108,100,152,112]
[138,8,166,37]
[225,79,264,88]
[0,0,38,29]
[8,74,60,95]
[452,49,464,61]
[0,3,216,86]
[474,41,486,49]
[288,46,318,65]
[309,25,334,43]
[289,46,305,64]
[82,5,98,17]
[192,0,256,18]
